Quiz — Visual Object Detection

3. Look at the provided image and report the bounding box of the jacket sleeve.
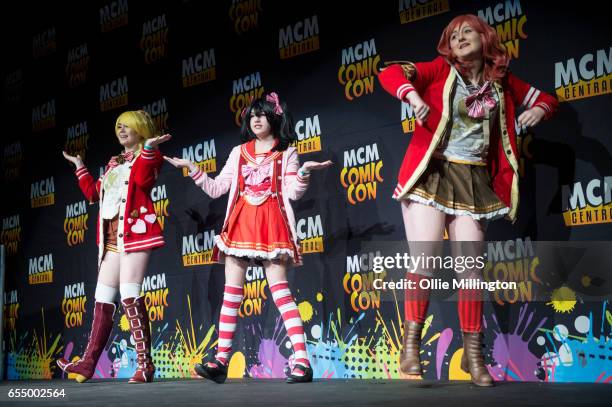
[283,148,310,201]
[75,166,101,203]
[506,72,559,120]
[188,147,236,199]
[132,147,163,190]
[378,56,447,100]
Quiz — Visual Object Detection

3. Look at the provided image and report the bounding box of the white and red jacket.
[189,143,310,266]
[74,147,165,266]
[378,56,558,221]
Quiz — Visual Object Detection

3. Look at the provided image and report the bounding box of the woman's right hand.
[62,151,84,169]
[406,92,430,126]
[163,156,197,173]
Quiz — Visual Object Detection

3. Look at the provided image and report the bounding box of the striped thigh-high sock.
[269,281,310,371]
[458,287,483,333]
[404,272,431,324]
[214,284,244,365]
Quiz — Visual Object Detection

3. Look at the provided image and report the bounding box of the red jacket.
[378,56,558,221]
[74,147,165,265]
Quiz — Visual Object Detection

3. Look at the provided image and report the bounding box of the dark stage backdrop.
[1,0,611,383]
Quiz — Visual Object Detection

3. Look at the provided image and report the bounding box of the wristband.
[143,144,155,151]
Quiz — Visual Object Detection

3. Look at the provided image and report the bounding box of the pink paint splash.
[436,328,453,379]
[488,305,547,382]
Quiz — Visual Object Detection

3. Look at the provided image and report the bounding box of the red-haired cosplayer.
[165,93,332,384]
[378,14,558,386]
[57,110,171,384]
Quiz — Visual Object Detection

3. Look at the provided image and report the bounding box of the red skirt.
[216,195,296,262]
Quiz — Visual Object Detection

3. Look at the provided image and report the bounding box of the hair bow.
[265,92,283,115]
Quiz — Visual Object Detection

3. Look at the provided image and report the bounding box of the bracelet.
[143,144,155,151]
[298,168,310,177]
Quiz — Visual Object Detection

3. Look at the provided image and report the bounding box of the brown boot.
[122,297,155,384]
[399,321,423,375]
[56,301,116,383]
[461,332,494,387]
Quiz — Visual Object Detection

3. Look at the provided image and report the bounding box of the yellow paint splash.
[298,301,313,323]
[316,292,323,302]
[228,352,246,378]
[547,286,576,313]
[448,349,471,380]
[119,315,130,331]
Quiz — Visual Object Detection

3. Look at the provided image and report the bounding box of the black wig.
[239,94,296,152]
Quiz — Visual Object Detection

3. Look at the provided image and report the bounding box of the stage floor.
[1,379,611,406]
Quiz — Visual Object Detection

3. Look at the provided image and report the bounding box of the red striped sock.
[458,288,483,333]
[214,284,244,365]
[270,281,310,372]
[404,272,430,324]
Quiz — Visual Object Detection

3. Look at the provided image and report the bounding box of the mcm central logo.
[562,177,612,226]
[297,214,324,254]
[399,0,450,24]
[100,76,128,111]
[1,215,21,255]
[66,44,90,87]
[230,72,265,126]
[338,39,381,101]
[555,47,612,102]
[33,27,56,58]
[99,0,128,32]
[182,231,215,266]
[32,99,56,132]
[478,0,526,59]
[31,177,55,208]
[28,253,54,285]
[141,14,168,64]
[181,139,217,176]
[182,49,216,88]
[279,15,320,59]
[401,101,417,134]
[294,114,323,154]
[341,143,384,205]
[142,98,169,132]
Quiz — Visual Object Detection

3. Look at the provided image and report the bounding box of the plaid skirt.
[406,158,509,220]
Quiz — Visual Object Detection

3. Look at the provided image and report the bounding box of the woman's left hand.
[517,107,545,128]
[145,133,172,148]
[301,160,333,173]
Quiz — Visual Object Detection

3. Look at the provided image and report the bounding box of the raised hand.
[145,133,172,149]
[62,151,84,169]
[163,156,197,173]
[301,160,333,173]
[517,106,545,128]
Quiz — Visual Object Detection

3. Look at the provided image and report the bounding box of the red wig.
[437,14,509,82]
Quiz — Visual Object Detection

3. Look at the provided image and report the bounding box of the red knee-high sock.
[215,284,244,365]
[270,281,310,369]
[458,288,482,332]
[404,273,430,324]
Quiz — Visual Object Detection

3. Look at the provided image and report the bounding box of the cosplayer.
[378,14,558,386]
[165,93,332,384]
[57,110,170,383]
